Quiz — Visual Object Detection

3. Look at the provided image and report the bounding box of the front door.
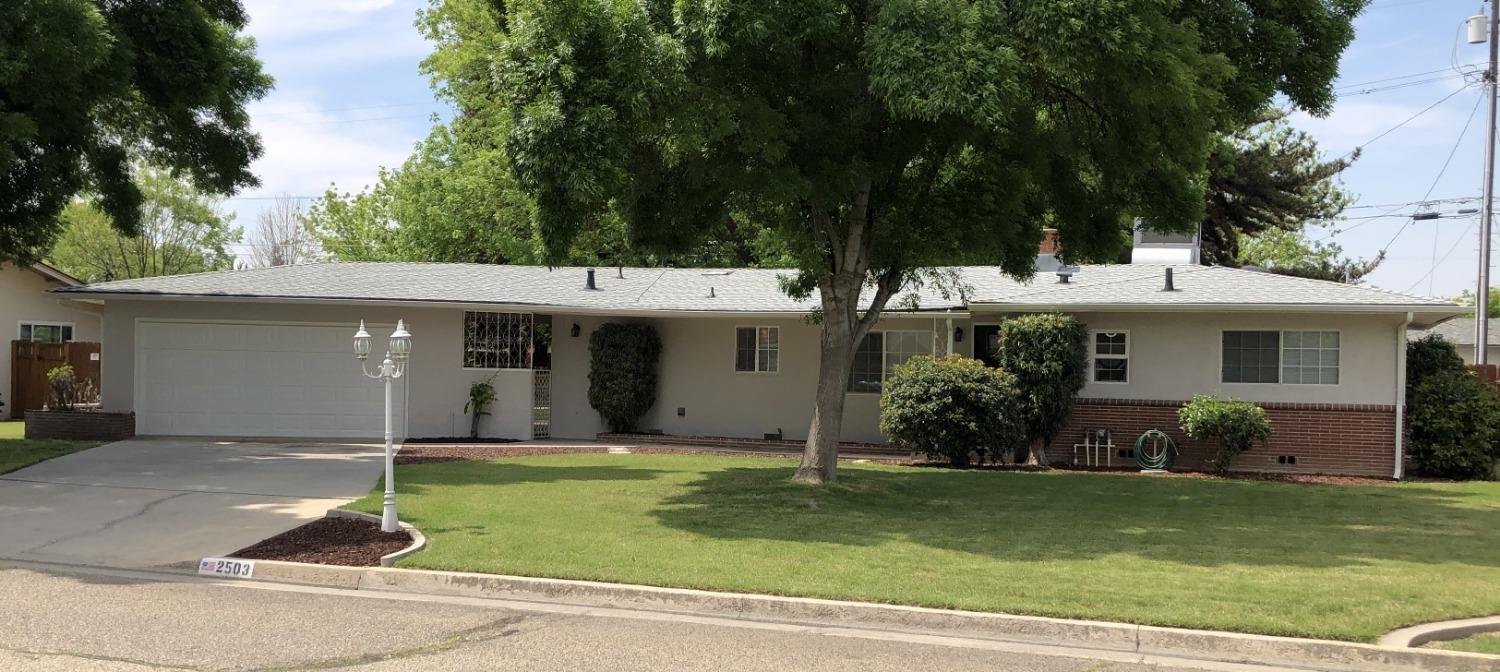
[973,325,1001,368]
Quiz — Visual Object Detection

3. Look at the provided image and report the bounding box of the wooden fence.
[9,341,101,420]
[1473,363,1500,388]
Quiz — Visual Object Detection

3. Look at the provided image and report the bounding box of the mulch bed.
[403,436,520,444]
[393,444,1400,486]
[231,517,412,567]
[395,445,611,465]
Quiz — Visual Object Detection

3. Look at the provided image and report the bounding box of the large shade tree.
[493,0,1363,483]
[0,0,271,261]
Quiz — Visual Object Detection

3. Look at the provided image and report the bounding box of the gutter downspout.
[1394,311,1413,480]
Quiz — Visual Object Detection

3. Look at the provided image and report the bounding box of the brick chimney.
[1039,228,1061,255]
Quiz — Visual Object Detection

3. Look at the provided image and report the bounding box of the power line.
[1336,84,1476,161]
[1376,92,1484,256]
[1407,219,1479,293]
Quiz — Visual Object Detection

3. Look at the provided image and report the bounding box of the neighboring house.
[2,261,104,418]
[1410,317,1500,365]
[55,236,1464,478]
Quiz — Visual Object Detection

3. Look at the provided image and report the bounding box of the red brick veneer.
[1057,398,1397,478]
[25,411,136,442]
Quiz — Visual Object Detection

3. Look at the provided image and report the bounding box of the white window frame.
[18,321,75,344]
[1217,329,1341,386]
[733,326,780,374]
[1090,330,1130,384]
[848,329,937,394]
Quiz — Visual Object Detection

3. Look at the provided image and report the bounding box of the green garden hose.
[1134,429,1177,471]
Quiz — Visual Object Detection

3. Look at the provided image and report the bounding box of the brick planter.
[24,410,136,442]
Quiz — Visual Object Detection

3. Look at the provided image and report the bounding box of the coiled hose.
[1134,429,1177,471]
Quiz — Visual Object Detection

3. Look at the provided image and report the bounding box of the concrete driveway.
[0,439,385,568]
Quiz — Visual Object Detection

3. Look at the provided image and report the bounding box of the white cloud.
[242,0,402,40]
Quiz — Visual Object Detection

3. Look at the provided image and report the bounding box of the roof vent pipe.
[617,266,624,279]
[708,286,716,298]
[1163,267,1176,292]
[586,268,597,290]
[1055,265,1077,284]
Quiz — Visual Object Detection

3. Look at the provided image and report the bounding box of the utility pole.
[1477,3,1497,364]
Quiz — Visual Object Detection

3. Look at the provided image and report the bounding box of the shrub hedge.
[588,323,662,432]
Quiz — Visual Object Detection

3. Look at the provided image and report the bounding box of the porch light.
[389,320,412,362]
[953,327,964,343]
[353,321,372,361]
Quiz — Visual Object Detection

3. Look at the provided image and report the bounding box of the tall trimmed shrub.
[1408,370,1500,480]
[995,313,1088,464]
[1178,394,1272,476]
[1407,334,1467,395]
[588,323,662,432]
[880,355,1025,468]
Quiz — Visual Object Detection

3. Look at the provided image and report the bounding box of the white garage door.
[137,322,407,438]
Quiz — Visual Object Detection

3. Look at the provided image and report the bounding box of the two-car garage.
[134,321,406,438]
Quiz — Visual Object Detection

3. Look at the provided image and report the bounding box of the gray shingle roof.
[1411,318,1499,346]
[55,261,1459,314]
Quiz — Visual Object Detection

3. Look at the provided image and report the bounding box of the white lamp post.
[354,319,411,533]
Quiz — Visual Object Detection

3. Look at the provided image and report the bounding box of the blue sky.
[231,0,1494,300]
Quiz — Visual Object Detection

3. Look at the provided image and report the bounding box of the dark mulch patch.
[403,436,520,444]
[627,446,910,464]
[395,445,611,465]
[231,517,411,567]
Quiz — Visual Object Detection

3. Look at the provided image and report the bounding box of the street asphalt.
[0,563,1247,672]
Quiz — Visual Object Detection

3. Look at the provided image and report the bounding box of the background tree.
[247,195,316,268]
[1236,228,1384,284]
[495,0,1364,483]
[1455,287,1500,316]
[1199,111,1356,266]
[1,1,271,261]
[48,166,240,282]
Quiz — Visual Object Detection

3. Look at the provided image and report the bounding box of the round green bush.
[1408,370,1500,480]
[879,355,1025,468]
[588,323,662,432]
[1177,394,1272,476]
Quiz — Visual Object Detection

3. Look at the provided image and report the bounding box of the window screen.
[1222,331,1280,383]
[1282,331,1339,385]
[848,333,885,393]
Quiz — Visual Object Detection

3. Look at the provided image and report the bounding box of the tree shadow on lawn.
[650,466,1500,570]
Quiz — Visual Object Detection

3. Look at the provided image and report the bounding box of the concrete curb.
[231,560,1497,672]
[320,509,426,568]
[1379,615,1500,649]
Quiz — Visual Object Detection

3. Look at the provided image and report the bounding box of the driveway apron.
[0,439,384,568]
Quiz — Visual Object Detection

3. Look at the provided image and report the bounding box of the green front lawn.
[1435,632,1500,655]
[0,421,99,474]
[345,454,1500,642]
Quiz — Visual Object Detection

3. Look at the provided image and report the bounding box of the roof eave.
[55,290,971,319]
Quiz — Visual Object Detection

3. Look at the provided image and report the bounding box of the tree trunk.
[794,326,855,484]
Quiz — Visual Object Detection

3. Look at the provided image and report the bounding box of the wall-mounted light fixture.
[570,323,581,338]
[953,327,964,343]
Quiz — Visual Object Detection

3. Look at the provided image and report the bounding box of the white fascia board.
[58,291,971,320]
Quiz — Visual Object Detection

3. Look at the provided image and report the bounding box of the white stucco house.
[3,261,103,418]
[53,236,1465,478]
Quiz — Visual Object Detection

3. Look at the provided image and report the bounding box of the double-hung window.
[1092,331,1129,383]
[735,327,779,372]
[848,331,934,393]
[1221,330,1339,385]
[19,322,73,344]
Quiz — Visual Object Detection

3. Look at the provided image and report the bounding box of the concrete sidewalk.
[0,439,384,567]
